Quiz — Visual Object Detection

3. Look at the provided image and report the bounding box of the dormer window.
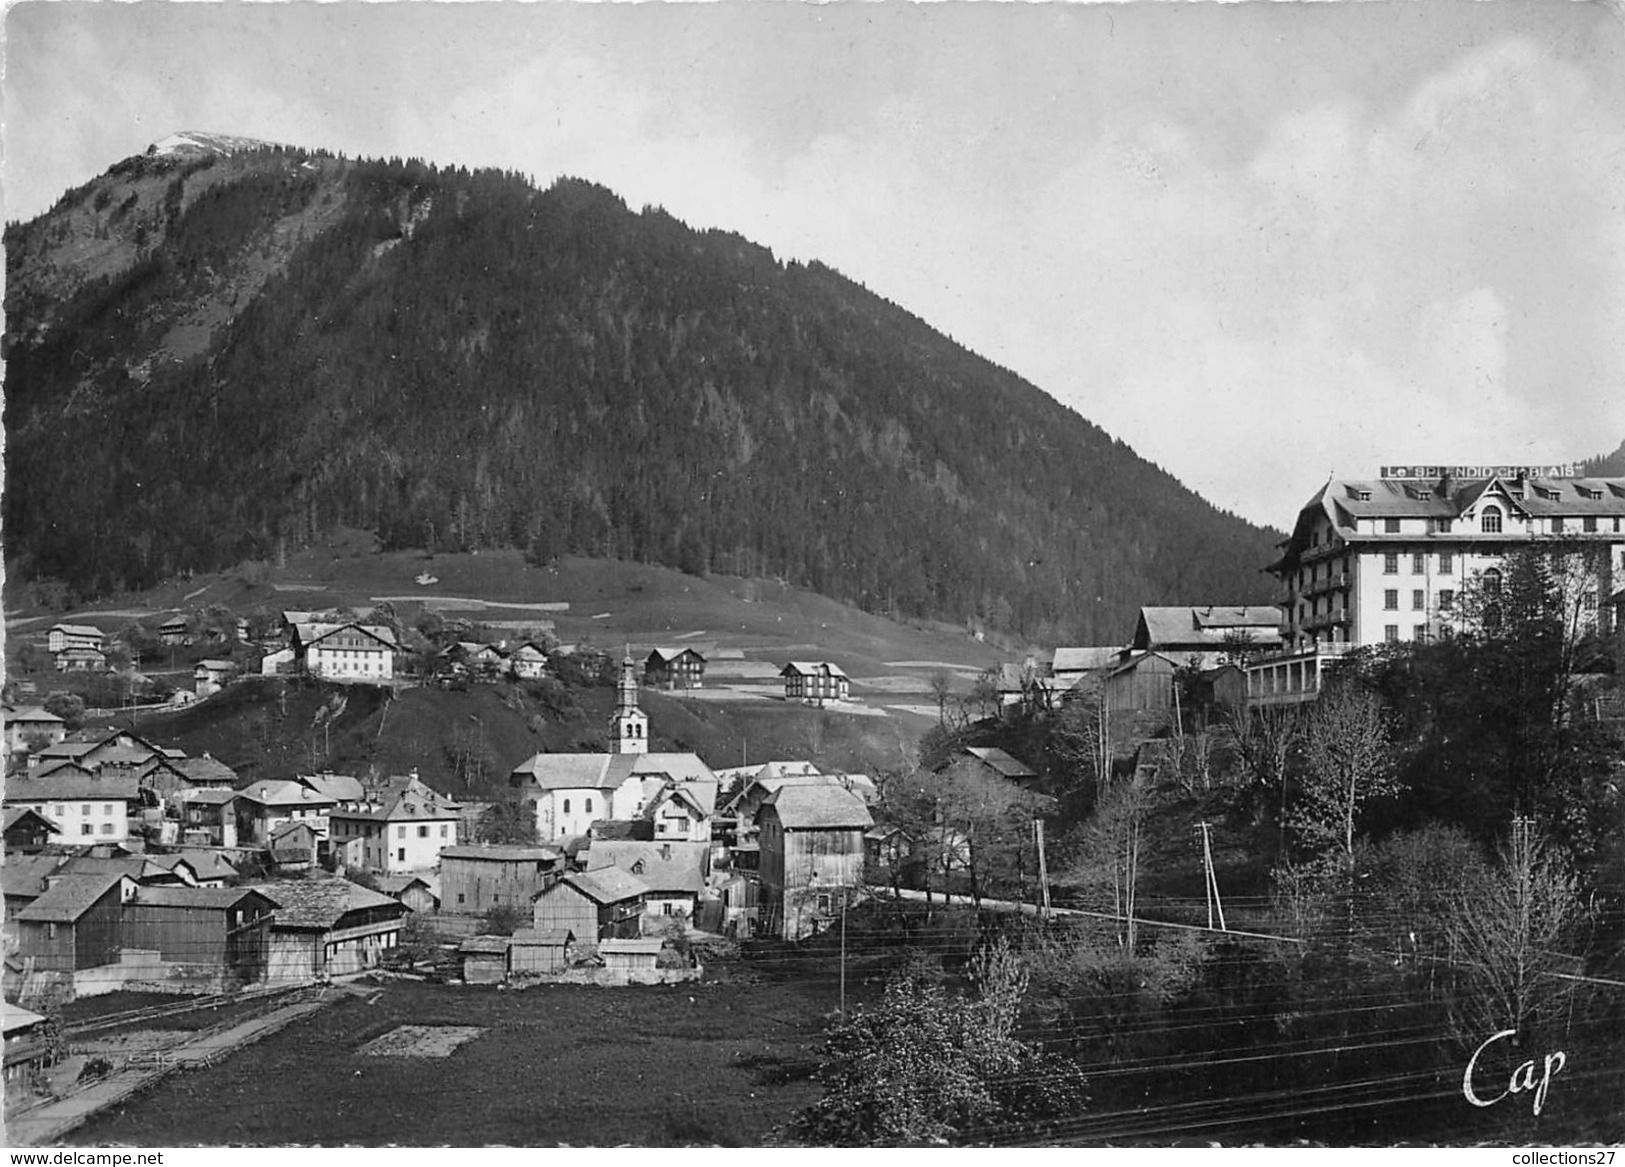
[1481,505,1503,534]
[1357,490,1372,502]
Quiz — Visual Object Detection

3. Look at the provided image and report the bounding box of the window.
[1552,517,1566,533]
[457,893,466,905]
[1357,490,1372,502]
[1384,518,1401,534]
[103,804,112,815]
[1583,590,1598,612]
[1414,625,1428,642]
[1384,552,1399,575]
[1412,553,1425,574]
[562,799,570,814]
[1384,589,1399,611]
[1385,625,1399,643]
[1436,518,1453,534]
[1583,516,1597,533]
[1484,567,1503,595]
[101,822,113,835]
[440,825,449,838]
[1440,552,1454,575]
[53,805,64,817]
[418,825,429,838]
[1412,590,1425,611]
[585,798,594,814]
[397,848,406,862]
[1481,506,1503,533]
[1439,589,1455,611]
[397,825,407,839]
[81,823,94,836]
[817,894,833,914]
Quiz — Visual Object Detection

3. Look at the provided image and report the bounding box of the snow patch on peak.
[148,131,281,158]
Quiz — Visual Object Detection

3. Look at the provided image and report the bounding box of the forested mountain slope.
[4,138,1280,642]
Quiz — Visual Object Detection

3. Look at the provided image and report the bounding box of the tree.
[477,800,538,846]
[1066,760,1158,951]
[789,942,1086,1146]
[928,670,955,726]
[1443,821,1589,1053]
[1286,682,1401,875]
[481,903,528,937]
[42,691,86,732]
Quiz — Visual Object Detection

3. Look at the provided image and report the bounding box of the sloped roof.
[762,784,873,830]
[4,773,141,803]
[258,878,406,929]
[334,775,460,823]
[3,705,63,725]
[132,886,271,911]
[4,806,62,834]
[460,935,512,955]
[3,1004,47,1035]
[170,756,239,786]
[964,747,1037,779]
[170,851,239,881]
[599,938,665,955]
[1135,607,1282,652]
[195,658,236,671]
[17,873,127,922]
[295,622,400,649]
[1107,650,1182,679]
[179,788,239,807]
[236,780,335,809]
[374,874,436,897]
[510,928,573,947]
[781,661,849,678]
[270,819,319,842]
[1052,647,1123,673]
[646,647,705,664]
[56,855,174,883]
[440,843,561,863]
[511,751,717,793]
[586,840,707,895]
[3,854,65,900]
[298,773,365,802]
[552,867,648,905]
[50,624,104,638]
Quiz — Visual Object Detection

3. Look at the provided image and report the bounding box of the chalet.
[643,782,715,844]
[532,868,647,941]
[1103,651,1182,716]
[3,705,66,753]
[439,843,563,915]
[47,624,104,655]
[158,616,191,646]
[122,886,275,987]
[3,1003,55,1107]
[176,789,240,847]
[269,820,320,870]
[952,746,1039,788]
[439,642,506,682]
[290,622,400,682]
[14,873,136,974]
[260,878,409,983]
[55,647,107,673]
[507,642,551,681]
[722,772,876,852]
[757,784,872,941]
[53,853,195,888]
[193,659,236,697]
[3,855,68,940]
[460,935,511,985]
[585,840,708,926]
[297,772,366,808]
[780,661,850,706]
[31,730,182,773]
[508,928,575,975]
[170,754,239,790]
[160,850,238,888]
[234,780,335,847]
[644,647,706,690]
[328,773,461,874]
[4,807,60,853]
[1050,647,1122,690]
[3,774,139,845]
[508,751,719,843]
[374,874,440,915]
[1130,606,1284,669]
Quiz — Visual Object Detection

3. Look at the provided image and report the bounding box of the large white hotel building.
[1250,464,1625,703]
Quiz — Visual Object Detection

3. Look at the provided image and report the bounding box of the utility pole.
[1034,818,1052,922]
[839,887,848,1015]
[1199,821,1227,932]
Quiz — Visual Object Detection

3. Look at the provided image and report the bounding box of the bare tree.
[928,670,955,726]
[1444,821,1588,1051]
[1287,683,1401,874]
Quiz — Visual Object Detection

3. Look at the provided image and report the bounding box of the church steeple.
[610,650,648,755]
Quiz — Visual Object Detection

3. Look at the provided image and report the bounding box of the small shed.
[375,874,440,915]
[508,928,575,975]
[460,935,511,985]
[598,937,665,972]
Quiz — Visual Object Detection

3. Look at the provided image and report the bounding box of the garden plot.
[356,1025,486,1058]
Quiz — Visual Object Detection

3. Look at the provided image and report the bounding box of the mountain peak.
[147,130,282,159]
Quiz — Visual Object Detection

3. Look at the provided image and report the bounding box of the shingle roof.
[3,854,65,900]
[236,780,335,809]
[599,938,665,955]
[17,873,127,922]
[179,788,239,807]
[964,747,1037,779]
[1051,647,1124,674]
[132,886,271,911]
[781,661,849,678]
[586,841,707,895]
[4,774,141,803]
[50,624,104,638]
[257,878,406,929]
[331,775,460,823]
[762,784,873,830]
[171,851,239,881]
[298,773,365,802]
[553,867,648,905]
[510,928,573,947]
[509,751,717,793]
[460,935,512,955]
[3,806,62,833]
[374,875,434,896]
[1135,607,1283,652]
[440,844,561,863]
[3,705,64,725]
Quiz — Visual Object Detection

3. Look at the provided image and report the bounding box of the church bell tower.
[610,651,648,755]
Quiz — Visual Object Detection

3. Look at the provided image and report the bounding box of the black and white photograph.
[3,0,1624,1150]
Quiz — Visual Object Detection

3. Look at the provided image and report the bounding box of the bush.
[482,903,528,937]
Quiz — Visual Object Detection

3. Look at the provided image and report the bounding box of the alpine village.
[3,133,1624,1149]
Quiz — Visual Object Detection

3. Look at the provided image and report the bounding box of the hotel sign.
[1380,464,1578,481]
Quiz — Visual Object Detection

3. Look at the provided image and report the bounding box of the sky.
[5,0,1624,529]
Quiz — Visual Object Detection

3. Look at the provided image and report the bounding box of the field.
[65,975,847,1147]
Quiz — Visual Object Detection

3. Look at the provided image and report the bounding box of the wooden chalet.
[584,840,708,926]
[757,784,872,941]
[643,647,706,690]
[122,886,275,987]
[14,873,136,974]
[439,844,562,915]
[3,705,66,754]
[46,624,104,655]
[780,661,850,705]
[532,868,647,941]
[507,642,551,681]
[4,807,60,853]
[374,874,440,915]
[259,878,409,984]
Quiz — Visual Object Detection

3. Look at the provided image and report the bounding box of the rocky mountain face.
[4,134,1281,643]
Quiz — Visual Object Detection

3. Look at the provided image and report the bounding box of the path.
[6,991,334,1146]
